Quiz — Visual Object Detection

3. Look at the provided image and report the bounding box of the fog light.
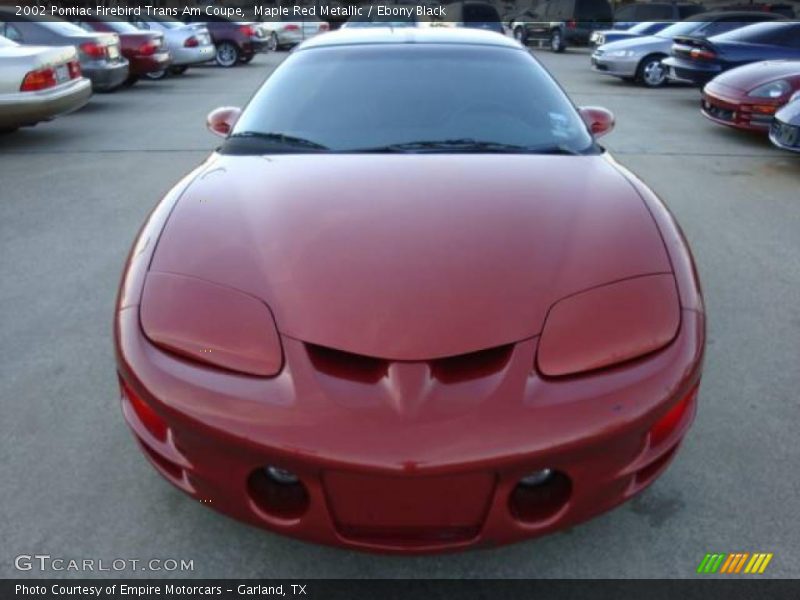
[519,468,553,487]
[265,466,299,485]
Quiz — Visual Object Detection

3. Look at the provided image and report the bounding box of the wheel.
[267,31,278,52]
[215,42,240,68]
[124,75,139,87]
[550,30,565,53]
[513,26,527,44]
[169,65,188,75]
[144,69,168,80]
[238,53,255,64]
[637,55,668,88]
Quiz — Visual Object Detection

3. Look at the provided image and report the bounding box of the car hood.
[599,35,669,53]
[149,153,671,360]
[711,60,800,92]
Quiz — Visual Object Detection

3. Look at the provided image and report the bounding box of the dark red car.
[74,18,170,84]
[183,15,269,67]
[702,59,800,132]
[115,29,705,553]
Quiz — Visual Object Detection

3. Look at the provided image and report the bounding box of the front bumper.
[591,52,639,78]
[701,85,779,132]
[83,59,129,91]
[116,301,704,553]
[663,57,720,87]
[770,119,800,153]
[0,77,92,128]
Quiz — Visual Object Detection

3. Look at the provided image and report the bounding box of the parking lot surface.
[1,47,799,578]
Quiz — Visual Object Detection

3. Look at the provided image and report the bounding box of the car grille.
[305,343,514,384]
[771,121,800,148]
[703,99,734,122]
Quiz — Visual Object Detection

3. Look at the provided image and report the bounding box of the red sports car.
[115,28,705,553]
[702,60,800,133]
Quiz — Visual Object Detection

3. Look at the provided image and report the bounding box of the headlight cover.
[748,80,791,99]
[537,274,680,377]
[608,49,635,57]
[140,271,283,377]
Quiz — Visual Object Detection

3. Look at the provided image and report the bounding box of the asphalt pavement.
[1,46,798,579]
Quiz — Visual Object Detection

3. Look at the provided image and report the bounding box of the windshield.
[227,44,595,155]
[0,34,16,47]
[656,21,704,38]
[41,19,89,36]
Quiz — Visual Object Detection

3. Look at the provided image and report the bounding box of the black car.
[183,14,269,67]
[446,1,505,35]
[770,95,800,153]
[517,0,614,52]
[663,21,800,86]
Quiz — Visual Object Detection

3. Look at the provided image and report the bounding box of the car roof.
[687,9,786,20]
[298,27,521,51]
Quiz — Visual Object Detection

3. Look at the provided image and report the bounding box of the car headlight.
[748,80,791,99]
[537,274,680,377]
[607,49,635,58]
[140,271,283,377]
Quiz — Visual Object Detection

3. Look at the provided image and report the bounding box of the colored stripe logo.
[697,553,773,574]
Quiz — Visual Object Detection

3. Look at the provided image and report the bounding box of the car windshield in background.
[227,45,596,155]
[99,19,147,34]
[0,35,16,46]
[41,19,90,36]
[655,21,704,38]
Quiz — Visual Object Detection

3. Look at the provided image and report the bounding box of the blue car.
[663,22,800,86]
[590,21,671,47]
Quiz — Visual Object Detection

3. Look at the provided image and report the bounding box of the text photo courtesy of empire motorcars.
[1,0,799,596]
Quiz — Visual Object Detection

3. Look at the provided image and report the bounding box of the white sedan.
[0,35,91,133]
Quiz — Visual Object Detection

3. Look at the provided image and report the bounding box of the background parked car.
[517,0,614,52]
[720,2,796,17]
[183,14,270,67]
[0,12,128,92]
[664,22,800,86]
[613,2,705,30]
[769,92,800,152]
[0,34,91,133]
[130,16,215,79]
[591,11,784,88]
[73,18,169,86]
[701,59,800,132]
[261,15,330,50]
[590,21,671,48]
[445,1,505,35]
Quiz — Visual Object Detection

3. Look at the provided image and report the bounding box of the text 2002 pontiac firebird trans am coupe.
[115,28,705,554]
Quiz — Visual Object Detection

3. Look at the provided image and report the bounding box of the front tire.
[215,42,240,68]
[637,55,668,88]
[550,30,565,53]
[267,31,278,52]
[513,26,527,45]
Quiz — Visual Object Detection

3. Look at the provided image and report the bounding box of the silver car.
[262,17,329,50]
[131,16,215,79]
[0,35,91,132]
[591,12,785,88]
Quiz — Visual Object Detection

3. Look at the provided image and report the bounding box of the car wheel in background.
[215,42,240,68]
[124,75,140,87]
[169,66,189,75]
[268,32,278,51]
[638,55,668,88]
[514,26,526,44]
[144,69,168,80]
[550,30,565,53]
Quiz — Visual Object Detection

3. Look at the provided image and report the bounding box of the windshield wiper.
[226,131,329,152]
[350,139,583,155]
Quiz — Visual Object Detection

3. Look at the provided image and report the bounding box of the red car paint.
[702,60,800,132]
[115,33,705,554]
[78,19,170,76]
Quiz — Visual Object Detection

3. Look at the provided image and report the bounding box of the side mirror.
[206,106,242,138]
[579,106,615,138]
